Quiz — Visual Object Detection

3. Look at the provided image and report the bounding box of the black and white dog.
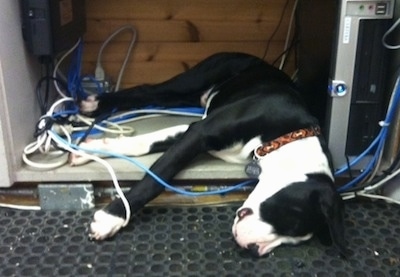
[74,52,348,257]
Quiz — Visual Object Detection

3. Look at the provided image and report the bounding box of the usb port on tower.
[375,2,388,15]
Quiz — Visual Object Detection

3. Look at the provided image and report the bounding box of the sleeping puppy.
[74,52,348,257]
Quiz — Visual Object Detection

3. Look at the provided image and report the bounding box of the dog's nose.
[247,243,260,257]
[237,207,253,220]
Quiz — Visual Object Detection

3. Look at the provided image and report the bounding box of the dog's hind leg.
[80,52,262,115]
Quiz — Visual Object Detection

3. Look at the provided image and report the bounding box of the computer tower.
[325,0,395,170]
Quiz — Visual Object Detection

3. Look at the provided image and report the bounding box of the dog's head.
[232,174,348,257]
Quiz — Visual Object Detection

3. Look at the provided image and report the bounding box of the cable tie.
[379,121,390,127]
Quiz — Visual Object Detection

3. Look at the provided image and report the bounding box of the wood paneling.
[82,0,296,88]
[85,0,291,21]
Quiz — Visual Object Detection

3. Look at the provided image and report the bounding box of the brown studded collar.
[254,126,321,159]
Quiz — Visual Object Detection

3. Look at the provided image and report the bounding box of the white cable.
[23,98,75,170]
[382,18,400,50]
[115,26,137,91]
[357,193,400,205]
[23,135,47,155]
[22,151,68,170]
[363,167,400,193]
[342,191,400,206]
[47,97,75,115]
[96,25,137,91]
[23,113,132,224]
[0,203,41,211]
[279,0,299,70]
[75,114,135,135]
[53,39,82,98]
[49,131,131,226]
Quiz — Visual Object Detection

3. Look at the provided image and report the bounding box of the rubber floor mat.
[0,201,399,276]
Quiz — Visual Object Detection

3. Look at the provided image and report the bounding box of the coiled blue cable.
[68,107,205,140]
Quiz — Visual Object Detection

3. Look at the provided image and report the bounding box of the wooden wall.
[83,0,296,89]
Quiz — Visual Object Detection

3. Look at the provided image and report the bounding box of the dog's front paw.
[89,210,125,240]
[80,95,99,114]
[69,152,92,166]
[68,138,107,166]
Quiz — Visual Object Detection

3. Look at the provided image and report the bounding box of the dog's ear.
[316,185,351,259]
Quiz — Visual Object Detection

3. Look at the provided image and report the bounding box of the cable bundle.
[336,76,400,192]
[339,77,400,203]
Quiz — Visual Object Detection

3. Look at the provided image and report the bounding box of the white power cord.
[279,0,299,70]
[342,191,400,206]
[22,96,132,223]
[74,114,135,136]
[49,131,131,226]
[382,17,400,50]
[96,24,137,91]
[23,98,74,169]
[53,39,82,98]
[0,203,41,211]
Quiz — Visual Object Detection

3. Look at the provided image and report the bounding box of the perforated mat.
[0,201,399,276]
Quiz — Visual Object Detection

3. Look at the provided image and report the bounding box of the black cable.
[44,60,51,112]
[35,76,51,115]
[34,116,54,138]
[271,6,300,69]
[35,76,68,114]
[345,155,353,180]
[271,38,299,68]
[261,0,291,61]
[37,56,53,113]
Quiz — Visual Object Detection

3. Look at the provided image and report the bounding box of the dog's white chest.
[245,137,332,202]
[257,136,333,180]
